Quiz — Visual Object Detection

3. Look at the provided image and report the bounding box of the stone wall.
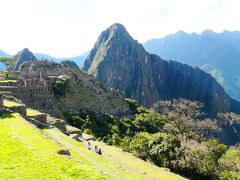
[28,113,47,124]
[7,105,27,116]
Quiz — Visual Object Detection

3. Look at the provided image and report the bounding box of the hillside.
[0,112,185,179]
[83,23,240,116]
[17,60,131,118]
[144,30,240,101]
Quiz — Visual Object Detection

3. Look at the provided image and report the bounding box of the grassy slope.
[0,113,186,180]
[26,108,43,116]
[0,113,108,180]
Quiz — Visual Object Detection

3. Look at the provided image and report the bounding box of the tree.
[52,75,70,97]
[130,132,152,160]
[0,57,14,70]
[135,106,167,133]
[152,99,221,140]
[218,146,240,179]
[148,133,181,167]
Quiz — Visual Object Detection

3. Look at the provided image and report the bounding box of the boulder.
[82,133,95,141]
[57,149,70,156]
[66,125,82,136]
[47,116,67,132]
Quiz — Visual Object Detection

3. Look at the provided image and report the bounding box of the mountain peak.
[201,29,214,35]
[176,30,188,35]
[83,23,139,72]
[109,23,126,31]
[12,48,36,70]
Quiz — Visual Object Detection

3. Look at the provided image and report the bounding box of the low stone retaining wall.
[24,116,49,128]
[7,105,27,116]
[28,114,47,124]
[0,82,18,86]
[47,116,67,133]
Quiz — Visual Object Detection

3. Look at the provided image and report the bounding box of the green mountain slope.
[0,113,185,180]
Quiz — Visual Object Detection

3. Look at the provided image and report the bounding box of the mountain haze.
[84,23,240,115]
[144,30,240,101]
[35,52,88,68]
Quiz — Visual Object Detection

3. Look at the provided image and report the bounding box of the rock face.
[84,23,240,115]
[13,48,37,70]
[144,30,240,102]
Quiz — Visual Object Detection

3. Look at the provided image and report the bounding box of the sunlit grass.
[3,99,24,107]
[26,108,43,116]
[0,113,108,179]
[0,79,17,83]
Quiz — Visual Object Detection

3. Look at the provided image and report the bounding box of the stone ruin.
[18,71,52,99]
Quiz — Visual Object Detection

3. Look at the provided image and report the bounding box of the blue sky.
[0,0,239,57]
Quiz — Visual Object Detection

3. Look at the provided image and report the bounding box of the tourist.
[94,146,99,153]
[98,148,102,155]
[87,142,91,150]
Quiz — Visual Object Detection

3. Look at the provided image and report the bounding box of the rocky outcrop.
[12,48,37,70]
[84,23,240,115]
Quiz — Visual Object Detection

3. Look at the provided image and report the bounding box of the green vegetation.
[3,99,24,107]
[219,147,240,179]
[52,75,70,97]
[26,108,44,116]
[65,98,240,179]
[0,112,184,179]
[0,57,14,69]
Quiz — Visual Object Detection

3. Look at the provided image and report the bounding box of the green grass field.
[0,79,17,83]
[26,108,44,116]
[3,99,24,107]
[0,113,186,180]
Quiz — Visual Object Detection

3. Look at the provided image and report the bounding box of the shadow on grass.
[0,111,15,119]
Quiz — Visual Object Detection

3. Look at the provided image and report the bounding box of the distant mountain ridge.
[35,52,89,68]
[144,30,240,101]
[84,23,240,116]
[0,49,88,69]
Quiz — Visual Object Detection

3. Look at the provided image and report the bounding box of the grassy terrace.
[3,99,24,107]
[0,79,17,83]
[26,108,43,116]
[0,112,186,179]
